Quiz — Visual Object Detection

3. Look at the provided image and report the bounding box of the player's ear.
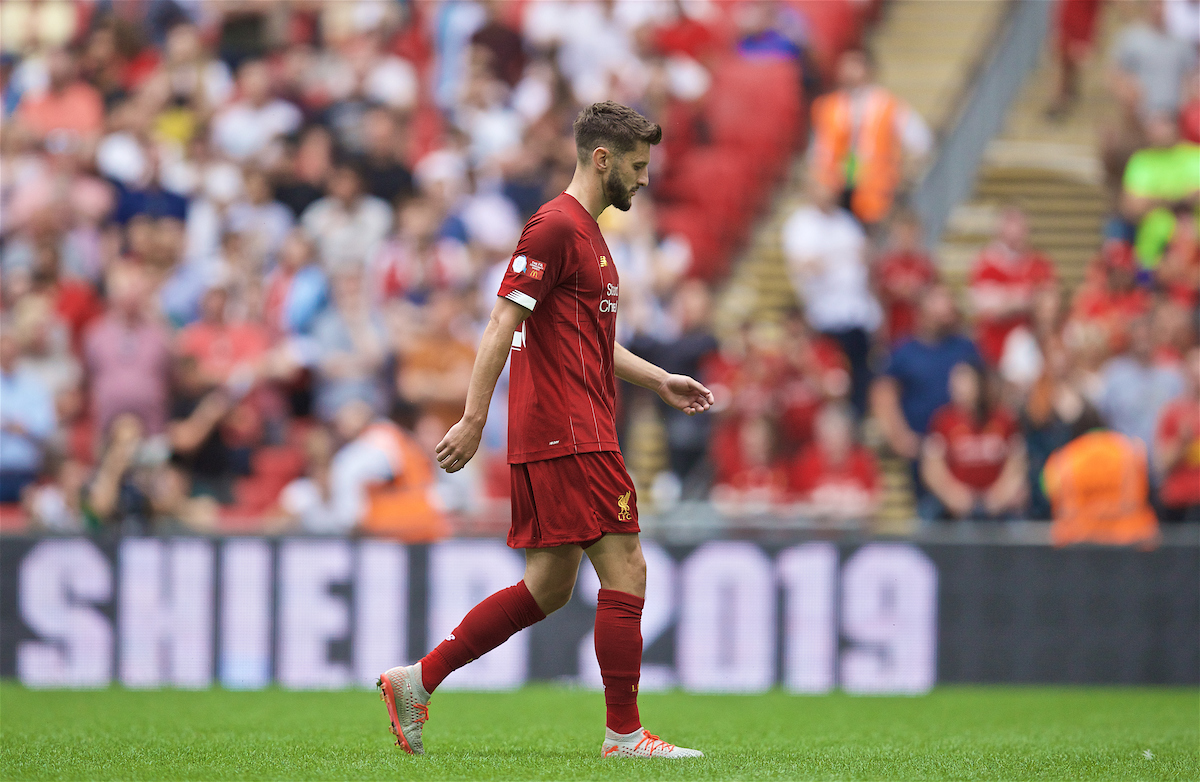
[592,146,610,172]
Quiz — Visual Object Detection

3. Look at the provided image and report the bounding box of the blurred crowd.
[697,0,1197,536]
[0,0,1195,539]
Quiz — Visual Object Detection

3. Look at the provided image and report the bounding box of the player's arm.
[614,342,714,416]
[435,296,531,473]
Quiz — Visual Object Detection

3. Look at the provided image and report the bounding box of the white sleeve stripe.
[505,290,537,311]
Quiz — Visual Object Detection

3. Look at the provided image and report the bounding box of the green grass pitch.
[1,683,1196,781]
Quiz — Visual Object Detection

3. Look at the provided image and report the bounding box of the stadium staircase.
[935,14,1116,297]
[633,1,1013,528]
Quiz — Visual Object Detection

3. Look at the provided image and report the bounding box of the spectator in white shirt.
[783,179,882,417]
[210,59,302,163]
[301,159,393,272]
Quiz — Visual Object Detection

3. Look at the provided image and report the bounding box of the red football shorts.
[508,451,640,549]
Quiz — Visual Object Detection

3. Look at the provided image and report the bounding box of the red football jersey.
[876,250,937,344]
[969,245,1057,365]
[786,444,880,502]
[927,404,1019,490]
[1156,397,1200,508]
[497,193,622,463]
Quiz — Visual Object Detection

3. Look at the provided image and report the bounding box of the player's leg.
[586,534,702,759]
[378,545,582,754]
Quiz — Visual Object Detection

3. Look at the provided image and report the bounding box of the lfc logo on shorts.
[616,491,632,521]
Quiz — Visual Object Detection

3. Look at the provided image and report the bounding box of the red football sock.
[595,588,644,734]
[420,580,546,693]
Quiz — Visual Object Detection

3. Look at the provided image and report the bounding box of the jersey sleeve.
[496,210,570,311]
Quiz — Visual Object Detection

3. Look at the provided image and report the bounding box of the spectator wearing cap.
[920,362,1028,522]
[968,206,1058,367]
[786,403,880,524]
[1097,315,1186,451]
[1154,346,1200,522]
[1120,113,1200,267]
[83,265,172,437]
[301,158,393,272]
[0,328,56,503]
[783,178,882,417]
[809,47,932,226]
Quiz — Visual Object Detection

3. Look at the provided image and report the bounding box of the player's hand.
[657,374,715,416]
[435,417,484,473]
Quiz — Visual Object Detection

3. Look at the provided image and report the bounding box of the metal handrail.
[911,0,1053,246]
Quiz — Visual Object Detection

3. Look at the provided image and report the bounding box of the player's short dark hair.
[573,101,662,161]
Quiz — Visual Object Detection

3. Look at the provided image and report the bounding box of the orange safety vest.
[1043,430,1159,547]
[358,422,447,543]
[810,87,902,224]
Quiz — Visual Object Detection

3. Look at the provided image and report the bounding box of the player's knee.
[542,577,575,614]
[528,573,575,614]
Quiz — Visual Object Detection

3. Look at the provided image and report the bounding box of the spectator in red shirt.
[1046,0,1103,120]
[1068,239,1152,357]
[711,414,787,514]
[786,403,880,524]
[777,308,850,456]
[875,210,938,345]
[1155,346,1200,522]
[968,206,1058,365]
[177,283,272,389]
[14,48,105,146]
[1154,203,1200,307]
[920,362,1028,521]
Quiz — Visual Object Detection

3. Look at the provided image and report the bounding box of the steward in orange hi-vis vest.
[1042,430,1159,547]
[358,421,447,543]
[810,87,903,225]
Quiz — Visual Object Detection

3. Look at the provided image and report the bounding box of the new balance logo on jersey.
[599,255,608,267]
[600,283,619,313]
[617,491,632,521]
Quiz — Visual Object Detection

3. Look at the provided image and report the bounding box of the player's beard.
[604,169,635,212]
